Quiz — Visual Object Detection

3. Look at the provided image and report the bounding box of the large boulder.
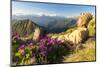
[66,13,93,45]
[20,27,42,41]
[33,27,41,41]
[65,27,88,45]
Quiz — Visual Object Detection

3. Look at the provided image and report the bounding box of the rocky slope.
[12,19,43,41]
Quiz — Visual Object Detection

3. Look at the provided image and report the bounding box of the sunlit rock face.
[66,27,88,45]
[77,13,93,28]
[20,27,42,41]
[33,27,41,41]
[66,13,93,45]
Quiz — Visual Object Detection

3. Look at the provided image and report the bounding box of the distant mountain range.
[12,14,77,33]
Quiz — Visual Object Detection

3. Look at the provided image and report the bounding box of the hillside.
[63,38,96,62]
[12,13,96,65]
[12,19,43,37]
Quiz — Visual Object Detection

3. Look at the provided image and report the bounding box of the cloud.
[36,12,57,16]
[12,10,34,15]
[12,9,58,17]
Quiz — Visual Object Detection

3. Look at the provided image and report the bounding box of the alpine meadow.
[11,1,96,66]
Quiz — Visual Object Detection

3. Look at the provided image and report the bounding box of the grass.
[63,38,96,62]
[88,17,95,36]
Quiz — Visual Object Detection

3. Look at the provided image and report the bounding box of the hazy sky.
[12,1,96,17]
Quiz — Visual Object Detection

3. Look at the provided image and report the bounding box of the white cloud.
[12,10,34,15]
[12,9,58,17]
[36,12,57,16]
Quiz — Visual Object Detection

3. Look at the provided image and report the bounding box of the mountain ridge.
[12,19,43,37]
[12,15,77,33]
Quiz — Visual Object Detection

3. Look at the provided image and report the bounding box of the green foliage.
[15,46,33,65]
[12,36,71,65]
[47,44,70,63]
[88,17,95,36]
[12,40,20,52]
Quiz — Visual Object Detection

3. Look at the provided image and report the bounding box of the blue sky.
[12,1,95,17]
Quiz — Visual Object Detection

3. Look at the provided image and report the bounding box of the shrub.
[13,36,69,65]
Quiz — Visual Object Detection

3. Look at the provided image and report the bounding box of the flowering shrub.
[12,32,20,40]
[12,33,69,65]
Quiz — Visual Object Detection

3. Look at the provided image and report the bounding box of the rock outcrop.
[51,13,93,48]
[66,13,93,44]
